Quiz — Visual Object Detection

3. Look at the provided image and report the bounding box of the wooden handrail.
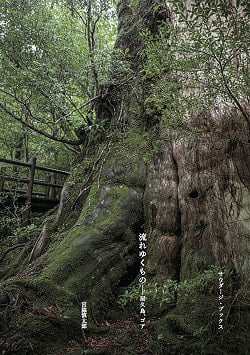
[3,175,64,189]
[0,157,70,175]
[3,188,46,197]
[0,156,70,226]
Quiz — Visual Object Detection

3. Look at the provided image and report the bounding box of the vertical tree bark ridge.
[144,143,181,280]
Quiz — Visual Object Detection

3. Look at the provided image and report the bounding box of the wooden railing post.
[22,156,36,226]
[50,173,57,200]
[0,157,70,217]
[45,174,51,199]
[0,167,6,192]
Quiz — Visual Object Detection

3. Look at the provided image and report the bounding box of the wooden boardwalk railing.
[0,156,70,225]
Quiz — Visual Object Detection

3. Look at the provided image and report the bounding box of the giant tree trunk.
[1,1,249,354]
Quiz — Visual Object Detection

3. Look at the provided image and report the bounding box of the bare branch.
[63,143,81,154]
[216,58,250,127]
[0,102,85,146]
[63,95,101,119]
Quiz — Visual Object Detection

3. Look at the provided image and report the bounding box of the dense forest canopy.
[0,0,249,354]
[0,0,119,166]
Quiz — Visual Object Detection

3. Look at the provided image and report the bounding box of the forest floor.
[58,310,195,355]
[60,316,158,355]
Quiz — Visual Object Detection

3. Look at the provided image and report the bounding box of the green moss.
[19,176,142,322]
[15,314,55,338]
[152,268,248,354]
[1,128,147,354]
[7,311,81,355]
[144,96,165,116]
[25,277,78,309]
[102,130,146,187]
[42,183,133,281]
[164,313,196,335]
[39,132,145,302]
[77,183,131,227]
